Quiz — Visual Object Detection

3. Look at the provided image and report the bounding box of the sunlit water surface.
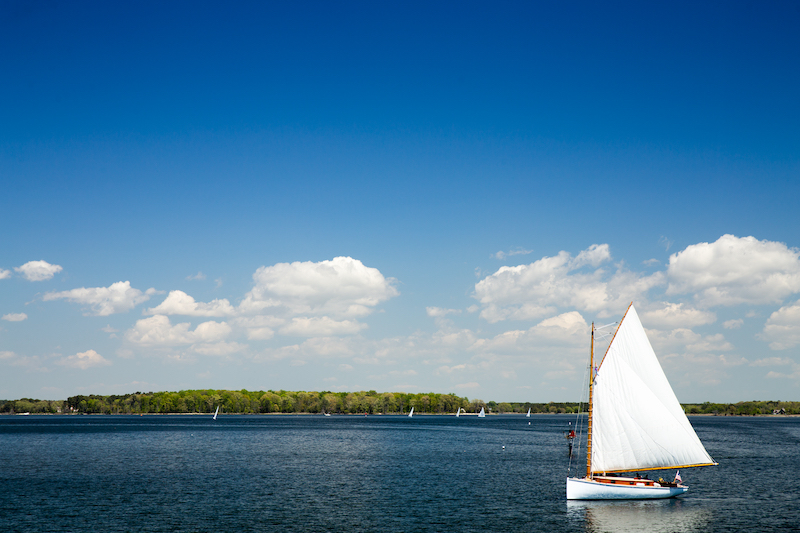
[1,414,798,532]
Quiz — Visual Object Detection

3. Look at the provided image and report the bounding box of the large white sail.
[592,305,715,473]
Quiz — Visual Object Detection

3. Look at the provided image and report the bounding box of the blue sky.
[2,1,799,403]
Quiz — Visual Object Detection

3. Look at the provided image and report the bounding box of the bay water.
[1,414,798,532]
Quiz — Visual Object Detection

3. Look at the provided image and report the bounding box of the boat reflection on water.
[567,499,712,533]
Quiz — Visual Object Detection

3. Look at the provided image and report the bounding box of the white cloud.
[15,260,63,281]
[684,333,734,354]
[125,315,231,346]
[192,341,246,357]
[426,307,461,317]
[759,301,800,350]
[239,256,398,318]
[2,313,28,322]
[0,269,11,280]
[437,364,468,374]
[57,349,111,370]
[667,235,800,306]
[647,328,733,354]
[494,248,533,260]
[723,319,743,329]
[474,244,663,322]
[233,315,285,340]
[639,302,716,329]
[145,290,235,317]
[186,272,206,281]
[44,281,158,316]
[0,350,46,371]
[750,357,794,367]
[472,311,588,353]
[279,317,368,337]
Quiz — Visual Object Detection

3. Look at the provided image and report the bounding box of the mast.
[586,322,594,479]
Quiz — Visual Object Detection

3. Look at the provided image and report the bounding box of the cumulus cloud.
[474,244,663,322]
[15,260,63,281]
[667,235,800,307]
[57,349,111,370]
[240,256,398,318]
[233,315,285,340]
[723,319,743,329]
[279,317,368,337]
[639,302,716,329]
[0,269,11,280]
[759,301,800,350]
[125,315,231,346]
[647,328,733,354]
[44,281,158,316]
[145,290,235,317]
[472,311,588,353]
[2,313,28,322]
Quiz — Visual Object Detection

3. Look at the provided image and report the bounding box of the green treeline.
[0,392,798,416]
[0,390,582,415]
[681,401,799,415]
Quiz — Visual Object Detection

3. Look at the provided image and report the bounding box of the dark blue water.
[1,415,798,532]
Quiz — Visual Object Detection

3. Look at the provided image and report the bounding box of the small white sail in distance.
[408,406,414,417]
[455,407,461,417]
[526,408,531,418]
[213,406,219,420]
[478,407,485,418]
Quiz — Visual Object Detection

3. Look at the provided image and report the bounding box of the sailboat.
[455,407,461,417]
[408,407,414,417]
[478,407,485,418]
[526,408,531,418]
[213,406,219,420]
[566,304,717,500]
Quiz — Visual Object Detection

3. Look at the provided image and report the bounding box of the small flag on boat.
[674,471,682,483]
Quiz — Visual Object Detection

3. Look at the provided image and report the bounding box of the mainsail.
[591,305,716,474]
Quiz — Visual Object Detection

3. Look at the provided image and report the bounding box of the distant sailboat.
[526,408,531,418]
[213,406,219,420]
[566,303,717,500]
[478,407,485,418]
[408,407,414,417]
[455,407,461,417]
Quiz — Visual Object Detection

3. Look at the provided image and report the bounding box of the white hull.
[566,477,687,500]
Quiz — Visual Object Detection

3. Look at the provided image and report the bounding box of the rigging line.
[569,354,591,476]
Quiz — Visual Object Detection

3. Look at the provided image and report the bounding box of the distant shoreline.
[3,391,798,416]
[2,411,799,418]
